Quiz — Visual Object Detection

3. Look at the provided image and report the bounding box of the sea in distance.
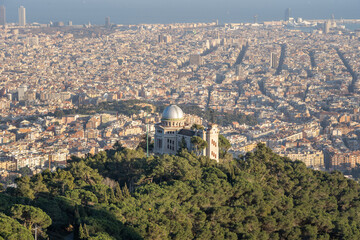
[2,0,360,26]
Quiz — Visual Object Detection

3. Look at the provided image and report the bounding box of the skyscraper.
[18,6,26,27]
[0,6,5,26]
[324,21,331,34]
[285,8,291,21]
[271,53,279,69]
[105,17,110,27]
[235,65,242,76]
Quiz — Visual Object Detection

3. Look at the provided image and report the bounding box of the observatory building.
[154,105,219,161]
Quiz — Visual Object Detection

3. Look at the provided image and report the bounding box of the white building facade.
[154,105,219,161]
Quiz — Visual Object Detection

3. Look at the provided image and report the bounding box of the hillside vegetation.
[0,143,360,239]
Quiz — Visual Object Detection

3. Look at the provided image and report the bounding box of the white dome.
[162,105,184,120]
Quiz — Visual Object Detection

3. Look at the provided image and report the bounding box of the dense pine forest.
[1,143,360,239]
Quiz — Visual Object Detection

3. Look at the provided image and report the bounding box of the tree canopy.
[0,213,33,240]
[0,144,360,239]
[219,134,231,158]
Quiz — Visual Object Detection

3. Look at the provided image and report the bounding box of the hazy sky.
[1,0,360,24]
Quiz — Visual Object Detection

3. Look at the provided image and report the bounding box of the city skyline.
[0,0,358,25]
[0,2,360,237]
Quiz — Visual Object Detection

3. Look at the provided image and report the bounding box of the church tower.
[206,124,219,161]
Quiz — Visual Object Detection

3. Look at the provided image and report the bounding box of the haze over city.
[1,0,360,238]
[0,0,360,24]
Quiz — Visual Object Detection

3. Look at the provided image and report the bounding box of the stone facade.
[154,105,219,161]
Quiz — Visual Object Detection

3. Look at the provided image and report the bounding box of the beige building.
[281,151,324,169]
[154,105,219,161]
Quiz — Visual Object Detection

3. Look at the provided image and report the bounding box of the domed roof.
[162,105,184,120]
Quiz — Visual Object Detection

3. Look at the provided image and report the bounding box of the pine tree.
[83,223,90,238]
[109,188,117,203]
[103,189,109,204]
[115,182,123,201]
[178,137,187,152]
[79,224,86,239]
[122,183,130,198]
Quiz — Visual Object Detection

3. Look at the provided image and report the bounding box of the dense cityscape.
[1,2,360,239]
[0,9,360,181]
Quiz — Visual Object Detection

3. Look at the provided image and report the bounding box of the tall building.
[285,8,291,21]
[330,14,337,28]
[324,21,331,34]
[189,54,203,66]
[205,40,210,49]
[271,53,279,69]
[105,17,110,27]
[18,6,26,26]
[0,6,5,26]
[18,85,27,101]
[158,34,172,43]
[154,105,220,161]
[235,65,242,76]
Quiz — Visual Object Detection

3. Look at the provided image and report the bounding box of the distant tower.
[0,6,5,26]
[235,65,242,76]
[105,16,110,27]
[324,21,331,34]
[205,40,210,49]
[285,8,291,21]
[331,14,336,28]
[68,21,72,26]
[253,15,258,24]
[18,6,26,26]
[271,53,279,69]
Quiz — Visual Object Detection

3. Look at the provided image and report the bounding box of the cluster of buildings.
[0,5,26,27]
[0,18,359,180]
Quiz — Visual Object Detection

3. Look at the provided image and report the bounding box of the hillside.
[1,143,360,239]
